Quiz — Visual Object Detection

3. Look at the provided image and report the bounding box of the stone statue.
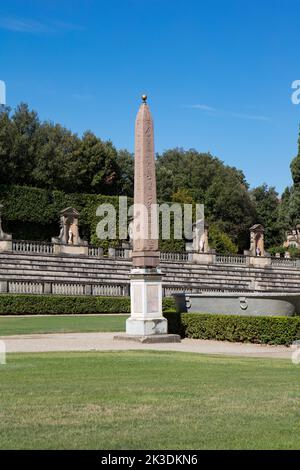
[0,204,12,241]
[199,238,205,253]
[245,224,265,257]
[192,220,210,253]
[51,207,88,255]
[68,228,73,244]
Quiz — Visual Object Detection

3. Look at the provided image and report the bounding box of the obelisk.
[131,94,160,269]
[122,95,179,341]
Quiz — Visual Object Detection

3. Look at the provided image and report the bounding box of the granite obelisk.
[131,94,160,268]
[125,95,168,337]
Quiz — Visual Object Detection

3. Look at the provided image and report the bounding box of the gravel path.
[0,332,294,359]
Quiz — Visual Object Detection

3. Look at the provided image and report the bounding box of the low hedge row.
[164,312,300,346]
[1,296,297,346]
[0,295,175,315]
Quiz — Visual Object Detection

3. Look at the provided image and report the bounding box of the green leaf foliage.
[0,294,174,315]
[164,312,300,345]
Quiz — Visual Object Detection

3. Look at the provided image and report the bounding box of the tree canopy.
[0,103,131,195]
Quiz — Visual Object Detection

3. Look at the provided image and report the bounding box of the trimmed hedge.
[0,295,175,316]
[164,312,300,346]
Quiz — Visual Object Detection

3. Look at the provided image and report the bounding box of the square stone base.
[126,317,168,336]
[53,244,88,256]
[0,240,12,252]
[114,333,181,344]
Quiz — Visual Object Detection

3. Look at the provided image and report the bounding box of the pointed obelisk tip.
[141,94,147,103]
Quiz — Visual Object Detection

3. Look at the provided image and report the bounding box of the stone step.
[0,252,299,293]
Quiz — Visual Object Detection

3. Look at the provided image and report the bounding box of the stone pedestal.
[127,268,167,335]
[0,239,12,252]
[192,251,215,264]
[115,267,180,342]
[249,256,271,268]
[53,243,88,256]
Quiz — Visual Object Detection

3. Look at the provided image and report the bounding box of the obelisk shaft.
[132,98,159,268]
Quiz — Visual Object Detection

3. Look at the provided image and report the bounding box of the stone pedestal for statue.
[0,204,12,252]
[284,225,300,250]
[114,96,180,343]
[249,255,271,267]
[193,251,215,264]
[52,207,88,256]
[191,220,216,264]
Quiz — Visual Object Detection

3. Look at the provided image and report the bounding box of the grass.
[0,315,128,336]
[0,350,300,449]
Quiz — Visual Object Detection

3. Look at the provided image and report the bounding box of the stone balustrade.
[160,252,190,262]
[92,284,129,296]
[215,254,248,265]
[1,280,130,297]
[12,240,54,254]
[271,257,298,268]
[115,248,126,258]
[9,281,44,294]
[88,246,104,257]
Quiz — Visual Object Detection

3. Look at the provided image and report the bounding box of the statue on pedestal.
[52,207,88,255]
[244,224,265,257]
[0,203,12,253]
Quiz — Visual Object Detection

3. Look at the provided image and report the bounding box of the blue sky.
[1,0,300,194]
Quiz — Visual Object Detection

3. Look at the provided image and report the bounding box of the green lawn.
[0,315,128,336]
[0,351,300,449]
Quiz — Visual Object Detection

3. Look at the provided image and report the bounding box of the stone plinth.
[114,333,181,343]
[192,252,215,264]
[0,239,12,252]
[249,256,271,268]
[53,243,88,256]
[126,268,167,336]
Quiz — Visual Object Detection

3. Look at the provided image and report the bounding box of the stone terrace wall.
[0,252,299,296]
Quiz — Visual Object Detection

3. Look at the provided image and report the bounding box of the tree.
[79,131,120,194]
[250,184,281,248]
[0,104,40,186]
[115,149,134,197]
[205,175,256,250]
[32,122,82,193]
[156,148,248,202]
[290,125,300,185]
[209,224,238,255]
[278,126,300,232]
[171,188,195,204]
[155,148,256,250]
